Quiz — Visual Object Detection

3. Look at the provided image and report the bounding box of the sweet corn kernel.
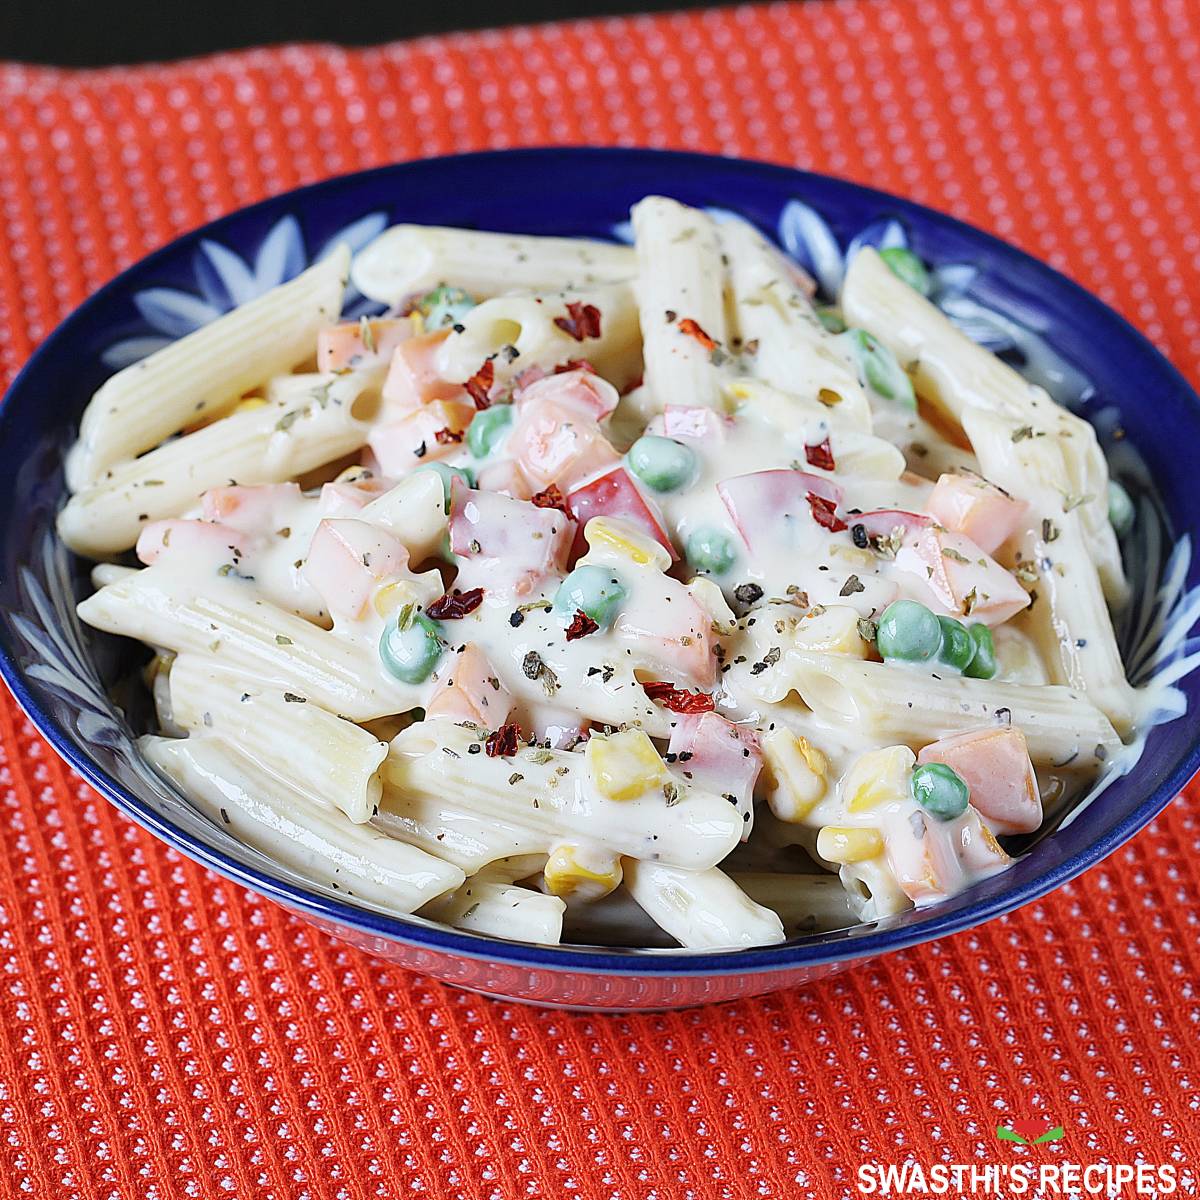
[585,729,665,800]
[688,577,737,634]
[978,822,1009,862]
[373,580,419,618]
[233,396,268,413]
[817,826,885,864]
[828,543,877,570]
[794,604,870,658]
[583,517,671,570]
[543,843,623,901]
[843,745,916,813]
[762,728,828,822]
[335,464,375,484]
[409,311,425,336]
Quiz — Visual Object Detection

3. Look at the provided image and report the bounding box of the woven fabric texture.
[1,1,1199,1196]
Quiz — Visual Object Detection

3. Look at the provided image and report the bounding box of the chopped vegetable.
[553,565,628,629]
[627,435,697,493]
[466,403,514,458]
[963,623,998,679]
[686,526,737,575]
[379,610,443,684]
[1107,479,1135,537]
[876,599,943,663]
[839,327,917,410]
[910,762,970,821]
[879,246,931,295]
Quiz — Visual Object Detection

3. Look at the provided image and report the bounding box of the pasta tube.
[721,217,873,430]
[622,862,786,949]
[351,224,636,305]
[384,719,743,871]
[631,197,729,412]
[436,284,641,390]
[142,734,464,912]
[168,656,389,823]
[77,568,424,721]
[67,248,349,491]
[58,368,382,557]
[785,650,1120,768]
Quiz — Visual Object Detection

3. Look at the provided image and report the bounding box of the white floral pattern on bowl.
[102,211,388,369]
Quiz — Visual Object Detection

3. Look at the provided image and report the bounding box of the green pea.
[553,565,628,629]
[686,527,737,575]
[467,404,514,459]
[937,615,976,673]
[816,304,847,334]
[627,435,697,493]
[879,246,931,296]
[1108,479,1135,538]
[379,609,443,684]
[416,285,476,330]
[416,462,474,512]
[840,328,917,411]
[911,762,970,821]
[963,623,997,679]
[876,600,943,663]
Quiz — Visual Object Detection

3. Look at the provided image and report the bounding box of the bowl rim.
[1,145,1198,978]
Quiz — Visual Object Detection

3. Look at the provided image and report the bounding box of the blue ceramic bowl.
[2,149,1198,1010]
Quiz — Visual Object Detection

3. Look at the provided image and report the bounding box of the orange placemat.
[1,2,1199,1196]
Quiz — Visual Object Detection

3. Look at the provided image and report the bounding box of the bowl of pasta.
[1,148,1198,1010]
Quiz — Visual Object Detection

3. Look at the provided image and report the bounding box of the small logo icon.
[996,1120,1065,1146]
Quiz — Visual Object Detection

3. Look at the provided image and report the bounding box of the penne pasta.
[384,719,744,871]
[784,649,1120,768]
[418,870,566,945]
[843,247,1125,602]
[78,568,427,721]
[58,368,382,557]
[631,196,729,412]
[351,224,636,305]
[168,655,389,823]
[67,248,349,491]
[721,217,874,431]
[436,284,642,391]
[964,406,1137,734]
[622,862,786,949]
[142,733,464,912]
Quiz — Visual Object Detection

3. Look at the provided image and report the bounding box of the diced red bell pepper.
[717,469,845,551]
[565,467,677,561]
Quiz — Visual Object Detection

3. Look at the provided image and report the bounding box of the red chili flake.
[434,427,463,445]
[804,438,836,472]
[426,588,485,620]
[530,483,571,516]
[564,609,600,641]
[677,317,717,352]
[464,359,495,409]
[643,682,716,713]
[484,722,522,758]
[553,358,597,375]
[553,302,603,342]
[806,491,847,532]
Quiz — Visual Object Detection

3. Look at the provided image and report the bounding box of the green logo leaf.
[996,1126,1029,1145]
[1033,1127,1065,1144]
